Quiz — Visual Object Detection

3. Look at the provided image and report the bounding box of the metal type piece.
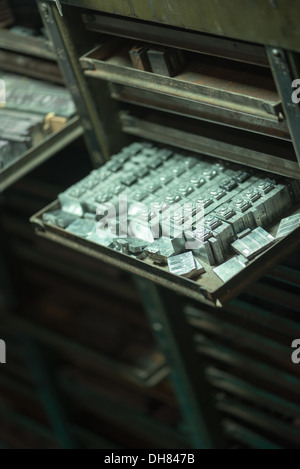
[193,241,216,266]
[190,176,206,189]
[204,214,235,253]
[65,219,95,237]
[243,190,269,227]
[113,238,130,253]
[209,237,225,265]
[237,228,252,240]
[219,178,238,192]
[214,257,246,283]
[4,80,75,118]
[185,229,216,265]
[129,45,152,72]
[230,197,256,230]
[127,238,150,254]
[185,228,213,246]
[168,251,205,278]
[217,207,248,236]
[42,210,78,228]
[147,46,185,77]
[85,233,114,248]
[212,220,235,252]
[215,206,236,221]
[267,184,292,219]
[234,171,251,184]
[276,214,300,239]
[231,197,252,214]
[232,227,275,260]
[0,110,44,146]
[205,216,222,231]
[59,186,89,217]
[210,187,227,201]
[237,254,249,265]
[146,237,184,264]
[127,218,155,244]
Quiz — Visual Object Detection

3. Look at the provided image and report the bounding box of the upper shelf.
[82,12,269,68]
[0,28,56,60]
[60,0,300,52]
[80,41,290,143]
[0,27,62,83]
[81,43,281,122]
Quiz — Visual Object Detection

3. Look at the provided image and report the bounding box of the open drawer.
[80,41,286,138]
[30,141,300,307]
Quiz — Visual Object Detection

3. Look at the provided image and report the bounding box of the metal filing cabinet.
[29,0,300,448]
[0,0,83,192]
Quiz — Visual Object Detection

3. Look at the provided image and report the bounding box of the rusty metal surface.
[110,84,290,140]
[61,0,300,51]
[82,12,269,68]
[81,44,281,120]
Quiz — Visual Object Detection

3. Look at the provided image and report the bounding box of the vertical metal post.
[134,277,226,449]
[267,47,300,167]
[23,339,77,449]
[38,1,126,167]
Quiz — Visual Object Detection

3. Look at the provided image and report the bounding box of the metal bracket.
[53,0,63,16]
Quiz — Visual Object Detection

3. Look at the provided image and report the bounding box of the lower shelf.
[0,116,83,192]
[120,111,300,180]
